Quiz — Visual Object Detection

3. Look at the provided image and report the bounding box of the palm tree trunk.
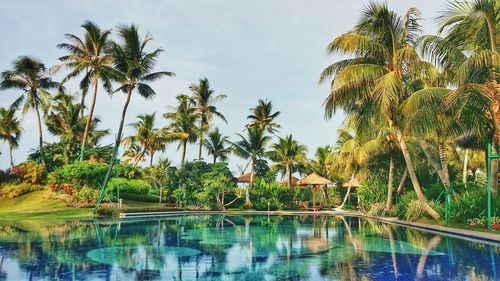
[198,133,203,160]
[339,173,354,209]
[396,128,440,219]
[8,143,14,168]
[181,140,187,165]
[286,163,291,188]
[438,142,451,190]
[150,150,155,167]
[385,154,395,212]
[213,155,217,164]
[79,68,89,119]
[79,76,99,161]
[397,168,407,194]
[463,148,469,186]
[33,100,46,169]
[100,86,133,197]
[419,139,451,190]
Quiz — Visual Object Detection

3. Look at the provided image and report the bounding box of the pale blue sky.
[0,0,448,174]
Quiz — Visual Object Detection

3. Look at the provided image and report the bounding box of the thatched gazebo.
[297,173,332,207]
[342,177,360,188]
[279,176,300,187]
[236,172,256,184]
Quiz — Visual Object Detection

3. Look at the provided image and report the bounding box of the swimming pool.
[0,215,498,280]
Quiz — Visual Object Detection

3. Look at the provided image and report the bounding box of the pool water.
[0,215,498,280]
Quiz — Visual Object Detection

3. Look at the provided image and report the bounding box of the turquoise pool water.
[0,215,498,280]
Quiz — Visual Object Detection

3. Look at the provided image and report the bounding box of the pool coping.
[119,210,500,245]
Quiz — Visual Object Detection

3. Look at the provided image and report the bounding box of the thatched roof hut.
[279,176,300,187]
[297,172,332,186]
[342,177,361,188]
[236,172,256,183]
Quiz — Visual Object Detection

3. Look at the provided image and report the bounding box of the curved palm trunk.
[132,147,147,168]
[33,100,46,169]
[99,87,133,200]
[286,163,292,188]
[462,148,469,186]
[246,157,255,204]
[420,140,451,190]
[397,129,440,219]
[438,142,451,190]
[150,150,155,167]
[385,154,395,212]
[397,168,408,194]
[79,76,99,161]
[180,139,188,165]
[339,173,354,209]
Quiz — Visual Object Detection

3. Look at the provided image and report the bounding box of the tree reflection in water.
[0,215,497,280]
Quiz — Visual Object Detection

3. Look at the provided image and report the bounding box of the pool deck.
[119,209,500,245]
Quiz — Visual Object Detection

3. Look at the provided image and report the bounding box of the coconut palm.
[190,78,227,160]
[122,142,144,165]
[204,127,231,163]
[0,105,22,167]
[267,135,308,187]
[420,0,499,195]
[232,126,270,203]
[0,56,58,169]
[99,24,175,195]
[56,20,114,160]
[247,99,281,134]
[163,94,198,165]
[307,146,335,178]
[320,3,440,218]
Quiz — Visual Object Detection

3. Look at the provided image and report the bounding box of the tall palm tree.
[320,3,440,219]
[267,135,308,187]
[232,126,270,203]
[307,146,335,178]
[190,78,227,160]
[122,141,144,165]
[204,127,231,163]
[0,105,22,167]
[99,24,175,196]
[163,94,198,165]
[56,20,114,160]
[420,0,499,195]
[247,99,281,134]
[0,56,58,169]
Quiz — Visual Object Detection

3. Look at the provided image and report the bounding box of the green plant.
[367,202,385,216]
[198,162,240,210]
[10,161,45,184]
[357,179,387,212]
[0,183,45,198]
[393,192,417,218]
[71,186,99,207]
[449,188,499,224]
[404,199,443,222]
[107,178,152,195]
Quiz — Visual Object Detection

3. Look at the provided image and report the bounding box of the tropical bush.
[197,162,241,210]
[357,179,387,212]
[167,161,212,205]
[118,193,160,203]
[393,192,417,218]
[10,161,45,184]
[449,188,499,224]
[250,178,296,210]
[404,199,443,222]
[107,178,153,195]
[71,186,99,207]
[0,183,45,198]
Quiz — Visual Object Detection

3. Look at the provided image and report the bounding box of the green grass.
[0,190,93,220]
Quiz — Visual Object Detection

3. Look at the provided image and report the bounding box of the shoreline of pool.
[118,210,500,245]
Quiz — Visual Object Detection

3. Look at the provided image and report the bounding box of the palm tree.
[307,146,335,178]
[420,0,499,195]
[190,78,227,160]
[267,135,307,187]
[247,99,281,134]
[99,24,175,195]
[320,3,440,219]
[122,141,144,165]
[204,127,231,163]
[56,20,114,160]
[0,56,58,169]
[0,105,22,167]
[232,126,270,203]
[163,94,198,165]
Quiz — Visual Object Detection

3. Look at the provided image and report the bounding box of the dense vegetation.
[0,0,498,229]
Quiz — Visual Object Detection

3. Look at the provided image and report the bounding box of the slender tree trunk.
[8,143,14,168]
[99,86,133,198]
[396,128,440,219]
[150,150,154,167]
[397,168,408,194]
[339,173,354,209]
[33,100,46,169]
[133,147,147,168]
[181,140,187,165]
[80,68,89,119]
[438,142,451,190]
[463,148,469,186]
[198,133,203,160]
[246,157,255,204]
[286,163,292,188]
[79,76,99,161]
[420,139,451,190]
[385,154,395,212]
[213,155,217,164]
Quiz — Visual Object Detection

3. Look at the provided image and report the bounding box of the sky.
[0,0,449,175]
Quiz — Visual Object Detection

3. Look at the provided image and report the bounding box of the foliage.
[167,161,212,205]
[96,206,181,217]
[119,193,160,203]
[71,186,99,207]
[393,192,417,218]
[357,178,387,212]
[251,178,295,210]
[449,187,500,224]
[367,202,385,216]
[404,199,443,222]
[10,161,45,184]
[198,162,240,210]
[0,183,45,198]
[107,178,153,195]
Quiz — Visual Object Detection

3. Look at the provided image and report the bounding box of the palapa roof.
[297,172,332,186]
[279,176,300,187]
[236,172,256,183]
[342,177,361,188]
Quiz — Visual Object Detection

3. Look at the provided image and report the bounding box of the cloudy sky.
[0,0,448,173]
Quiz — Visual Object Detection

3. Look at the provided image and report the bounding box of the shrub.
[198,163,240,210]
[107,178,152,195]
[10,161,44,184]
[71,186,99,207]
[251,178,290,210]
[393,191,417,218]
[119,193,160,203]
[0,183,46,198]
[404,199,443,222]
[449,188,499,224]
[367,202,385,216]
[357,178,387,212]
